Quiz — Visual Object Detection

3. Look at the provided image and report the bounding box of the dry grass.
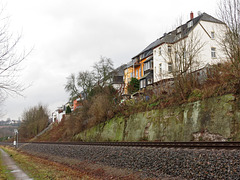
[1,146,142,180]
[1,146,94,179]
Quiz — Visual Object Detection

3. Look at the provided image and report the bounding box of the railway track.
[2,141,239,179]
[14,141,240,149]
[1,141,240,149]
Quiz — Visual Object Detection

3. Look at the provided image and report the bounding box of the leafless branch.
[218,0,240,73]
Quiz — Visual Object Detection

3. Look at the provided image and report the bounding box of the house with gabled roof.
[95,63,127,94]
[153,12,227,83]
[129,12,227,91]
[110,64,127,93]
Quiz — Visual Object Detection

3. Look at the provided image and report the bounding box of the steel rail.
[17,141,240,149]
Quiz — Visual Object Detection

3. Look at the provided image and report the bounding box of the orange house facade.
[124,61,134,94]
[133,57,147,80]
[124,57,148,94]
[131,41,155,90]
[73,98,82,110]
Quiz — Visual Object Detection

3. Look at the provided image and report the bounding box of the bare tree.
[19,104,49,140]
[64,73,79,101]
[65,56,114,101]
[77,70,95,99]
[0,7,29,103]
[168,33,205,74]
[163,32,205,100]
[65,71,95,101]
[218,0,240,74]
[93,56,114,87]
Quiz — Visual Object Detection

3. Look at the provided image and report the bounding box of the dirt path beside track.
[0,148,32,180]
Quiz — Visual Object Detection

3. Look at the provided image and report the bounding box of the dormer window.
[177,33,182,39]
[187,20,193,28]
[177,27,181,34]
[211,31,215,39]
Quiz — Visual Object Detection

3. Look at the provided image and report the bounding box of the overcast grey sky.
[1,0,219,120]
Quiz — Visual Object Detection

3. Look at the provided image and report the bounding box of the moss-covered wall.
[74,94,240,142]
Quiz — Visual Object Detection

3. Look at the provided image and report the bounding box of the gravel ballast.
[19,143,240,179]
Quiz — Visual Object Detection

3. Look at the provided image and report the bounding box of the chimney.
[190,11,194,20]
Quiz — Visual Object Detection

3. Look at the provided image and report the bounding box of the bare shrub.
[87,94,112,128]
[218,0,240,75]
[202,62,239,98]
[19,104,49,140]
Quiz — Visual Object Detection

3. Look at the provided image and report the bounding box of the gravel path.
[0,148,33,180]
[19,143,240,179]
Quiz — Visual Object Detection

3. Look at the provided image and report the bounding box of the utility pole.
[14,129,18,148]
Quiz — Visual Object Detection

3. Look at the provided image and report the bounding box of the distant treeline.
[0,120,21,126]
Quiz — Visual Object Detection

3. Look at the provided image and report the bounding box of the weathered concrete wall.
[74,94,240,142]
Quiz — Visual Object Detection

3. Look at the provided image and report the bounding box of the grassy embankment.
[0,146,94,180]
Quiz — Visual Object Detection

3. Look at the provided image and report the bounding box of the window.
[177,33,182,39]
[158,47,161,55]
[130,72,133,78]
[133,57,138,63]
[144,63,147,71]
[177,27,181,33]
[211,31,215,39]
[211,47,216,58]
[168,46,171,53]
[159,63,162,73]
[187,20,193,28]
[136,69,138,78]
[139,67,142,78]
[168,63,172,73]
[140,79,146,89]
[144,61,153,71]
[148,78,153,85]
[143,79,146,88]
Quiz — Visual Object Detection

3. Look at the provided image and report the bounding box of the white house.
[110,64,127,93]
[153,12,227,83]
[51,105,67,123]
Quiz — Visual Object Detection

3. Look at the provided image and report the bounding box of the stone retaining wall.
[74,94,240,142]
